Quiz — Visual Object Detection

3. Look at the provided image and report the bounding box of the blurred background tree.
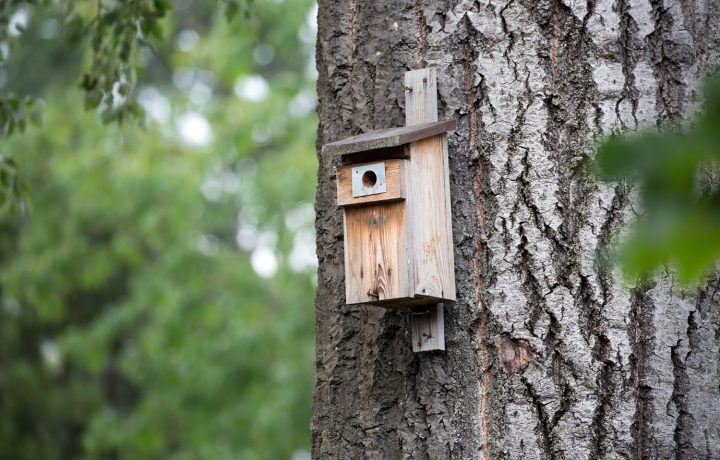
[0,1,318,459]
[593,76,720,285]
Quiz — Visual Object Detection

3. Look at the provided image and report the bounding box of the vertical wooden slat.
[409,136,456,300]
[441,132,457,300]
[411,304,446,352]
[405,68,448,352]
[405,68,438,126]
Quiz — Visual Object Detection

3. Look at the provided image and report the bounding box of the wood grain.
[405,68,439,126]
[411,304,445,352]
[409,135,456,301]
[343,202,413,305]
[405,68,454,352]
[336,159,407,207]
[321,120,455,156]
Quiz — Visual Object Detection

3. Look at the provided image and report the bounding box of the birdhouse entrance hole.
[362,170,376,187]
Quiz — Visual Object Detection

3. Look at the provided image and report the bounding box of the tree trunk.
[313,0,720,458]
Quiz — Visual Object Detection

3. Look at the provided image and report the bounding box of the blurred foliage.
[0,0,252,211]
[593,76,720,285]
[0,1,317,459]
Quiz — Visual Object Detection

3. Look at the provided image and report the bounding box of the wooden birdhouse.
[322,68,456,319]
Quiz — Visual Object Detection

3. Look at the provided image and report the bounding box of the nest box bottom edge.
[347,294,452,309]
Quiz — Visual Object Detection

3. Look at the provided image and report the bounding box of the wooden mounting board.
[405,68,452,352]
[411,304,445,352]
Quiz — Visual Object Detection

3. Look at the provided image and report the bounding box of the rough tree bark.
[313,0,720,458]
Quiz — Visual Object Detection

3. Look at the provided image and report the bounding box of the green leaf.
[594,75,720,285]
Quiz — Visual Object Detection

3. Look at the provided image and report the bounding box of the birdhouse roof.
[321,120,455,156]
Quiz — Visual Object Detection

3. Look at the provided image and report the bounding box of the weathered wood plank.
[343,202,413,304]
[405,68,438,126]
[321,120,455,156]
[405,68,452,352]
[409,135,456,301]
[336,159,407,207]
[440,134,457,298]
[411,304,445,352]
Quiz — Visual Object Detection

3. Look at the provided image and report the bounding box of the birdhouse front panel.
[337,158,413,305]
[343,201,413,304]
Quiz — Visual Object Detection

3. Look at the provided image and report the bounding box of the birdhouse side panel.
[343,202,413,304]
[409,135,456,301]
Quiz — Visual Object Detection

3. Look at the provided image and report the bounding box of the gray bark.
[313,0,720,458]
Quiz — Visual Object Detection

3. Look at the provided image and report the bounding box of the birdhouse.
[322,68,456,311]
